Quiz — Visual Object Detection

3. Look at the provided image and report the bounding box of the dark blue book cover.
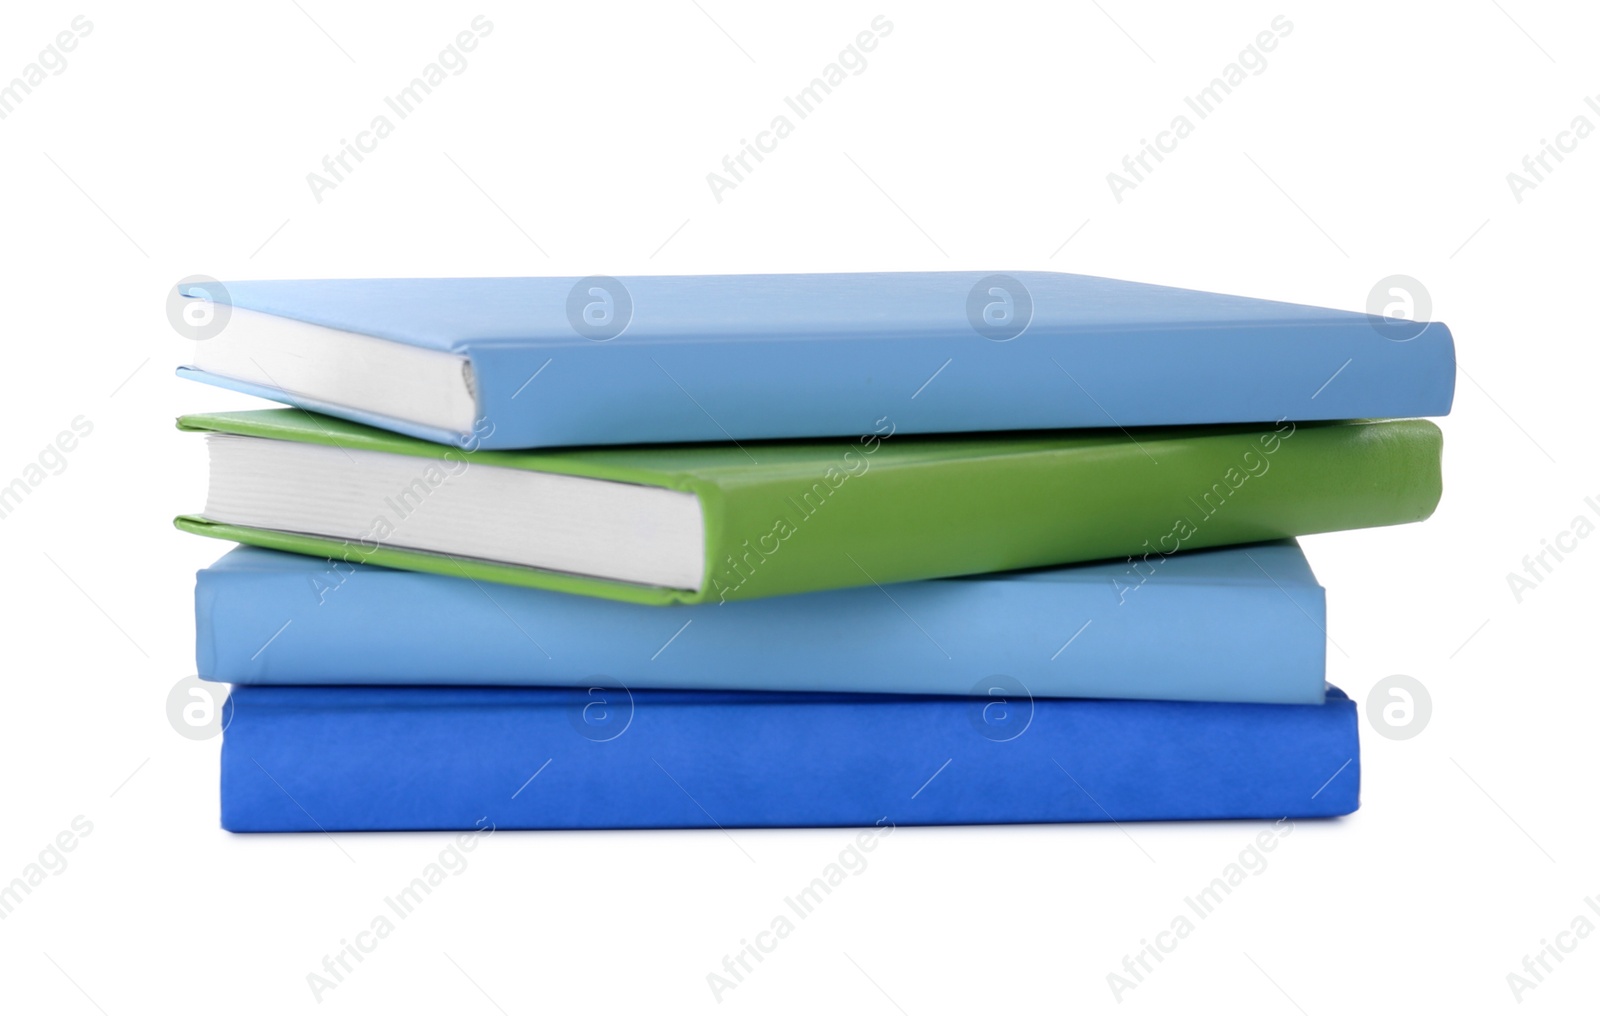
[220,684,1359,831]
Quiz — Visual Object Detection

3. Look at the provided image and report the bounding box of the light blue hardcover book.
[196,540,1327,704]
[175,272,1455,449]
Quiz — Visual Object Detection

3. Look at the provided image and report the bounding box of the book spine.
[706,419,1440,603]
[220,687,1360,831]
[464,322,1456,450]
[197,550,1326,704]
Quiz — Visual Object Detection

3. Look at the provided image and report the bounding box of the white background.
[1,1,1596,1012]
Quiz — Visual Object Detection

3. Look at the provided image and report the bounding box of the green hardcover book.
[174,410,1442,605]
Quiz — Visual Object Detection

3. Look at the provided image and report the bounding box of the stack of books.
[175,272,1453,831]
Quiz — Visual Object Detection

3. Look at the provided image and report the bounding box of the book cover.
[174,410,1443,605]
[197,541,1328,704]
[220,685,1360,831]
[176,272,1455,449]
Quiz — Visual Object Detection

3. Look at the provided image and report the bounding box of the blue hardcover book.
[196,541,1327,704]
[219,685,1360,831]
[175,272,1455,449]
